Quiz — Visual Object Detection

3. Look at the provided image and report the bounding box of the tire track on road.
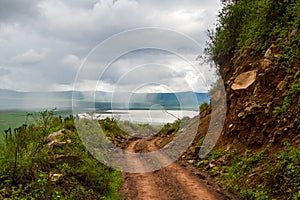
[121,138,226,200]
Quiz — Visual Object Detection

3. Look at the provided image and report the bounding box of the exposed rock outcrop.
[231,70,257,90]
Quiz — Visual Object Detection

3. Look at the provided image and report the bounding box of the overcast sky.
[0,0,221,93]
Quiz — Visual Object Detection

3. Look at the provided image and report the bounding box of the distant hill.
[0,89,209,111]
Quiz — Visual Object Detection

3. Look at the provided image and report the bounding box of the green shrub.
[196,143,300,199]
[240,187,269,200]
[264,142,300,198]
[206,0,300,71]
[273,78,300,116]
[0,111,123,199]
[199,102,209,112]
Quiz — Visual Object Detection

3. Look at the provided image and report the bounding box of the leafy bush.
[199,102,209,112]
[158,118,188,136]
[206,0,300,71]
[218,150,264,189]
[195,143,300,199]
[240,187,269,200]
[0,111,123,199]
[273,78,300,116]
[265,142,300,198]
[99,117,123,139]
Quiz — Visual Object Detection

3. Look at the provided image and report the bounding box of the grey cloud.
[103,64,183,85]
[11,49,51,65]
[138,0,221,9]
[99,49,188,85]
[0,0,40,23]
[63,0,99,9]
[0,67,11,76]
[36,0,219,46]
[0,0,220,92]
[0,67,50,91]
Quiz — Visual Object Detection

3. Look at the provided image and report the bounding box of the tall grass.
[0,110,122,199]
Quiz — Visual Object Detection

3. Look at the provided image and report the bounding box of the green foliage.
[199,102,209,112]
[218,150,264,189]
[206,0,300,70]
[0,111,123,199]
[205,1,243,66]
[203,1,300,198]
[273,78,300,116]
[117,120,161,137]
[208,149,224,162]
[195,143,300,199]
[264,142,300,198]
[240,186,269,200]
[99,117,123,139]
[158,118,189,136]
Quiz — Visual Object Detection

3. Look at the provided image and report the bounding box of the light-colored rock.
[277,81,287,91]
[49,173,63,182]
[46,139,67,149]
[264,48,272,58]
[231,70,257,90]
[238,111,245,118]
[245,104,262,112]
[208,162,216,168]
[265,108,269,114]
[253,86,259,97]
[290,28,298,37]
[259,59,272,69]
[291,28,298,36]
[273,54,281,58]
[45,130,64,143]
[264,44,275,58]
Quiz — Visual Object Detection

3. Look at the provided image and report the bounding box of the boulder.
[231,70,257,90]
[45,130,64,143]
[44,130,72,149]
[46,139,67,149]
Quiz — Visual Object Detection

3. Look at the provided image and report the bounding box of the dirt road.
[121,138,237,200]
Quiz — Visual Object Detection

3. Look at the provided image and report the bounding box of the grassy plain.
[0,110,73,136]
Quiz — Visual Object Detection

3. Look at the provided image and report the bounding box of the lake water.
[77,110,199,124]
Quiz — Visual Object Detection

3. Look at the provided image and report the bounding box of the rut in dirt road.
[121,138,234,200]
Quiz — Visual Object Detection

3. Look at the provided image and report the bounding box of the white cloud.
[0,0,221,92]
[0,67,50,91]
[36,0,219,45]
[62,54,81,67]
[11,48,51,65]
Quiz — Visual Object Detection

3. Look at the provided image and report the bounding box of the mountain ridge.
[0,89,210,111]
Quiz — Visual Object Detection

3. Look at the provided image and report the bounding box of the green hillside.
[188,0,300,199]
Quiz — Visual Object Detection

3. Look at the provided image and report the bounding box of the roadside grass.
[194,142,300,199]
[0,110,123,199]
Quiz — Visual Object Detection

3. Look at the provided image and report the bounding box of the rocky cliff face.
[185,1,300,198]
[182,42,299,199]
[218,43,299,151]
